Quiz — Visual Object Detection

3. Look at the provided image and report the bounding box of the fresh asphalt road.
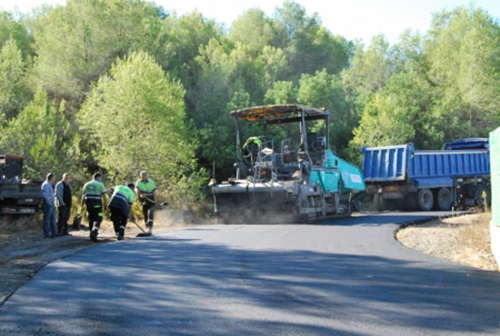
[1,212,499,335]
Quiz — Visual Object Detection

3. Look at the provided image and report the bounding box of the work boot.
[147,220,153,234]
[90,228,98,242]
[117,227,125,240]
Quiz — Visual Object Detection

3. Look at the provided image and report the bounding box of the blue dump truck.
[361,139,490,211]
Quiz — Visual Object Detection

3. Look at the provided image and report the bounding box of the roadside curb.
[394,211,476,240]
[397,211,475,230]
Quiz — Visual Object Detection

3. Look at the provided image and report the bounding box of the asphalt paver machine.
[211,104,365,223]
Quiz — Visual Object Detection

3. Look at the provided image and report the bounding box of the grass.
[442,211,498,271]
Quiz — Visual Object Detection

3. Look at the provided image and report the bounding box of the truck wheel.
[474,186,491,206]
[435,188,452,211]
[418,188,434,211]
[373,194,386,211]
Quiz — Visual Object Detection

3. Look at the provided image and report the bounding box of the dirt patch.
[0,208,212,306]
[397,212,499,271]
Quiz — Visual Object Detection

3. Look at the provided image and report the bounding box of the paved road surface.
[1,212,499,335]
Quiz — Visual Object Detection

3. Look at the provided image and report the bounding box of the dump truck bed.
[362,143,490,187]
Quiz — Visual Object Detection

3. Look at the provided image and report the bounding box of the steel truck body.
[362,140,490,211]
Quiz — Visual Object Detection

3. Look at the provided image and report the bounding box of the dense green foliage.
[78,51,202,206]
[1,89,77,177]
[0,0,498,207]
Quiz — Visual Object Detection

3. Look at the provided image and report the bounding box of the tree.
[260,45,288,91]
[0,38,31,122]
[392,29,425,74]
[357,30,441,150]
[264,81,296,105]
[78,50,201,203]
[426,6,500,139]
[228,8,278,56]
[296,69,335,108]
[273,1,349,78]
[340,35,395,160]
[0,89,77,178]
[299,70,350,149]
[350,94,414,153]
[228,43,271,104]
[343,34,392,95]
[31,0,163,111]
[190,39,233,126]
[188,39,240,172]
[384,70,441,149]
[0,11,34,60]
[349,30,441,156]
[157,10,222,90]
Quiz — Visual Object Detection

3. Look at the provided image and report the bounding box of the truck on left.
[0,155,43,215]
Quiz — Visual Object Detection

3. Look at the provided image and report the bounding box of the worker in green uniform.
[135,171,159,235]
[81,173,107,242]
[108,183,135,240]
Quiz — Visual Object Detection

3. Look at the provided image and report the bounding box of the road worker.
[108,183,135,240]
[81,173,107,242]
[134,171,159,235]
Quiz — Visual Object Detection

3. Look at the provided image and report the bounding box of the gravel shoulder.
[397,212,498,271]
[1,211,498,307]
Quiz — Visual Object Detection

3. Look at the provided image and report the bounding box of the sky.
[1,0,499,45]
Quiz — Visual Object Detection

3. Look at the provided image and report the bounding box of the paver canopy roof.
[230,104,328,122]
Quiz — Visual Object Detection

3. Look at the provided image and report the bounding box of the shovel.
[143,196,169,208]
[129,216,152,237]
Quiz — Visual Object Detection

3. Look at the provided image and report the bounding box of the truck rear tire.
[435,188,452,211]
[418,188,433,211]
[474,185,491,206]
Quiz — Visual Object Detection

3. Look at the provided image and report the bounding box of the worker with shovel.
[135,171,159,235]
[81,173,107,242]
[107,183,135,240]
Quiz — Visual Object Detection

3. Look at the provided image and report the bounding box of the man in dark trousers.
[55,173,72,236]
[81,173,107,242]
[108,183,135,240]
[134,170,159,235]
